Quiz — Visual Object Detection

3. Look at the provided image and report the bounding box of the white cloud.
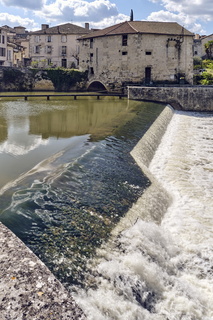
[147,10,206,34]
[0,0,45,10]
[36,0,119,24]
[89,13,129,29]
[147,0,213,34]
[149,0,213,19]
[0,12,38,29]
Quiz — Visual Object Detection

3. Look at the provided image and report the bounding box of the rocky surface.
[0,222,86,320]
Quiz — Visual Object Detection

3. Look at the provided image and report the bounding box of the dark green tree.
[130,9,134,21]
[204,40,213,59]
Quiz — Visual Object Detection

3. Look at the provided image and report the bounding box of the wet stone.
[0,222,86,320]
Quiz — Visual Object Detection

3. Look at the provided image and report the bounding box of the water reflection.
[0,96,165,287]
[0,97,136,189]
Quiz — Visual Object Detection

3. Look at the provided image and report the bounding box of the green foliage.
[204,40,213,59]
[3,68,23,83]
[193,56,202,67]
[45,67,88,91]
[202,59,213,69]
[200,71,213,85]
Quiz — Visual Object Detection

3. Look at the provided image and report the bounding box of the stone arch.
[87,81,107,92]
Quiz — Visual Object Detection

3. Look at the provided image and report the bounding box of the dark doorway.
[61,59,67,68]
[145,67,152,84]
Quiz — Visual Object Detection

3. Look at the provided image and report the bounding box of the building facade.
[78,21,194,91]
[0,27,7,66]
[29,23,90,68]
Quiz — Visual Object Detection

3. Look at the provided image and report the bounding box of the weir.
[1,92,212,318]
[128,85,213,111]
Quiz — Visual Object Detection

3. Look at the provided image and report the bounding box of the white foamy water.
[73,107,213,320]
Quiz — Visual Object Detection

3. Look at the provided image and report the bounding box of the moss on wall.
[0,67,88,92]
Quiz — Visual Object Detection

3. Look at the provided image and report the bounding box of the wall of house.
[79,33,194,91]
[0,28,7,65]
[29,34,79,68]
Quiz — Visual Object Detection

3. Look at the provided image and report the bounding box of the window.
[122,34,128,46]
[47,58,52,65]
[34,35,40,43]
[7,49,12,60]
[146,51,152,55]
[35,45,40,54]
[2,35,5,44]
[46,45,52,54]
[47,35,52,42]
[0,35,1,43]
[122,51,128,55]
[90,67,94,75]
[61,46,67,55]
[61,35,67,43]
[61,58,67,68]
[90,38,93,48]
[90,53,93,62]
[96,48,98,65]
[0,47,6,56]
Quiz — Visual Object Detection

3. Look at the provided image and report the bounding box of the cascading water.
[72,106,213,320]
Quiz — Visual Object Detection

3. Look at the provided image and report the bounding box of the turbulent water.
[72,106,213,320]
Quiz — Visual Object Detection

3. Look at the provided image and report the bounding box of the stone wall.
[0,67,87,92]
[79,32,194,92]
[128,86,213,111]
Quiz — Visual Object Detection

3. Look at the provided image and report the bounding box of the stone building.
[29,23,90,69]
[0,27,7,66]
[78,21,194,92]
[3,25,30,67]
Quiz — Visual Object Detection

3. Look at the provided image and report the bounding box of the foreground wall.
[0,222,85,319]
[128,86,213,111]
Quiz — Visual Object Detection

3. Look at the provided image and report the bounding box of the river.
[0,95,212,319]
[0,94,164,286]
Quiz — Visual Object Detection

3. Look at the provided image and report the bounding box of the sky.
[0,0,212,36]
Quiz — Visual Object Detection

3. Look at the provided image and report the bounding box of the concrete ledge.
[128,86,213,111]
[0,222,85,320]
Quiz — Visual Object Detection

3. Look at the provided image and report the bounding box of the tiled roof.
[31,23,90,35]
[78,21,194,40]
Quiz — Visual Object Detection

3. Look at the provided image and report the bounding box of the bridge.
[0,92,126,100]
[128,86,213,111]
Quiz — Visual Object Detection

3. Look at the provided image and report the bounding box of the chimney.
[85,23,89,30]
[42,24,49,30]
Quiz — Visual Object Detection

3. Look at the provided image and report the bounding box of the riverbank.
[0,222,85,319]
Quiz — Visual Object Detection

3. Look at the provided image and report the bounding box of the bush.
[200,71,213,85]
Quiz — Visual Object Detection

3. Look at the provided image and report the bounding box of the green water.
[0,94,165,287]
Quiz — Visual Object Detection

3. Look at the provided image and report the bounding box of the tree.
[130,9,134,21]
[204,40,213,59]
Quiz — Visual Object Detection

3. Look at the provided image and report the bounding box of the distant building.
[201,34,213,59]
[0,27,7,66]
[29,23,90,68]
[3,25,30,67]
[78,21,194,92]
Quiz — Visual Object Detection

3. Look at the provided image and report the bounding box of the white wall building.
[29,23,90,68]
[0,27,7,66]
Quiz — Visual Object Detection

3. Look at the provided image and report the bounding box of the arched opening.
[87,81,107,92]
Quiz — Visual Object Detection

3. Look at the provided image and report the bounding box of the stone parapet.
[128,86,213,111]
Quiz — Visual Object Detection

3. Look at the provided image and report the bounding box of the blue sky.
[0,0,212,35]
